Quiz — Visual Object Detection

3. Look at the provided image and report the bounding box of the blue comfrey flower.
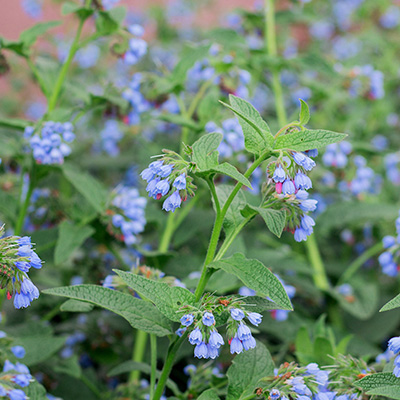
[183,364,196,375]
[202,312,215,326]
[175,327,186,337]
[98,119,124,157]
[230,308,245,321]
[273,165,286,183]
[270,389,280,400]
[11,346,26,359]
[295,171,312,190]
[394,355,400,377]
[8,389,27,400]
[388,337,400,354]
[154,180,171,198]
[188,327,202,345]
[247,312,262,326]
[230,336,244,354]
[158,164,174,178]
[209,330,224,348]
[194,342,208,359]
[300,215,315,233]
[242,335,256,351]
[207,344,219,359]
[282,179,296,195]
[124,37,147,65]
[180,314,194,327]
[173,173,186,190]
[237,323,251,341]
[299,199,318,212]
[21,0,42,18]
[162,191,182,212]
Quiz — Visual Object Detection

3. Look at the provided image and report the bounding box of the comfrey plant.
[45,94,347,399]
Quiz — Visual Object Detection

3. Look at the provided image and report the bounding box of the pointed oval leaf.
[192,133,223,171]
[380,293,400,312]
[212,163,252,189]
[241,205,286,237]
[298,99,310,125]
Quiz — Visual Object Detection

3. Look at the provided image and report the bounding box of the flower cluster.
[378,211,400,276]
[122,73,150,125]
[99,119,123,157]
[107,185,147,246]
[21,0,42,19]
[24,121,75,165]
[141,155,195,213]
[385,153,400,185]
[0,358,32,399]
[205,118,244,159]
[124,24,147,65]
[347,65,385,100]
[0,228,42,309]
[322,142,352,168]
[178,306,262,360]
[268,150,319,242]
[387,337,400,377]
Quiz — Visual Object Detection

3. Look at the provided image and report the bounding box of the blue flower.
[209,330,224,348]
[154,180,170,198]
[389,337,400,354]
[11,346,26,359]
[230,308,245,321]
[183,364,196,375]
[140,168,155,182]
[270,389,280,399]
[124,37,147,65]
[299,199,318,212]
[8,389,27,400]
[175,327,186,337]
[237,323,251,341]
[188,327,202,345]
[294,171,312,190]
[247,312,262,326]
[230,336,244,354]
[207,344,219,359]
[294,227,308,242]
[242,335,256,351]
[162,192,182,212]
[158,164,173,178]
[173,173,186,190]
[379,251,393,266]
[180,314,194,327]
[13,292,31,309]
[194,342,209,359]
[282,179,295,195]
[202,312,215,326]
[273,165,286,183]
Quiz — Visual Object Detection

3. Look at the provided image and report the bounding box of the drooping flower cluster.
[122,73,150,125]
[322,142,352,168]
[0,227,42,309]
[205,118,244,159]
[1,358,32,399]
[24,121,75,165]
[178,304,262,360]
[346,65,385,100]
[141,153,196,213]
[107,185,147,246]
[268,150,319,242]
[387,337,400,377]
[99,119,124,157]
[378,210,400,277]
[124,24,147,65]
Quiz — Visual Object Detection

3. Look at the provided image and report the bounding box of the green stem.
[265,0,329,292]
[265,0,287,127]
[150,334,157,399]
[0,118,28,131]
[26,58,49,98]
[130,330,148,382]
[47,12,87,112]
[14,164,36,236]
[159,213,176,253]
[153,334,187,400]
[80,374,103,398]
[338,241,383,285]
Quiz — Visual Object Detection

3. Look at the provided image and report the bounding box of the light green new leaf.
[20,21,62,48]
[62,163,108,213]
[221,95,274,154]
[357,373,400,391]
[61,2,94,19]
[298,99,310,125]
[198,389,221,400]
[192,133,222,171]
[275,129,347,152]
[241,205,286,237]
[55,221,94,264]
[209,253,293,310]
[226,341,274,400]
[114,271,196,322]
[212,163,252,189]
[43,285,172,336]
[380,293,400,312]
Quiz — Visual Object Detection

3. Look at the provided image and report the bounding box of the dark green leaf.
[241,205,286,237]
[198,389,221,400]
[380,293,400,312]
[212,163,252,189]
[60,299,95,312]
[192,133,222,171]
[357,373,400,391]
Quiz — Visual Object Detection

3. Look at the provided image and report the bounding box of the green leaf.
[241,205,286,237]
[95,7,126,35]
[380,293,400,312]
[114,270,196,322]
[274,129,347,152]
[54,221,94,264]
[209,253,293,310]
[61,163,108,213]
[366,386,400,399]
[313,336,334,366]
[61,2,94,19]
[357,373,400,391]
[54,355,82,379]
[157,113,201,130]
[12,335,66,366]
[335,335,353,355]
[25,380,48,400]
[192,133,222,171]
[226,341,274,400]
[20,21,62,49]
[108,361,180,396]
[298,99,310,125]
[221,95,274,154]
[0,191,18,223]
[60,299,95,313]
[241,296,288,313]
[198,389,221,400]
[295,326,314,364]
[212,163,252,189]
[43,285,172,336]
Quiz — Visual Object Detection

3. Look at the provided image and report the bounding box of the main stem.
[265,0,329,292]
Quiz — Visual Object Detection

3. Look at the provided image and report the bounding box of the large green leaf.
[221,95,274,154]
[114,271,196,322]
[43,285,172,336]
[241,205,286,237]
[380,293,400,312]
[198,389,221,400]
[54,220,94,264]
[61,164,108,213]
[212,163,252,188]
[367,386,400,399]
[209,253,293,310]
[226,341,274,400]
[192,133,222,171]
[357,373,400,391]
[25,381,48,400]
[274,129,347,152]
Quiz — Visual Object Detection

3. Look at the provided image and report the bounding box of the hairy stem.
[150,334,157,399]
[130,330,148,382]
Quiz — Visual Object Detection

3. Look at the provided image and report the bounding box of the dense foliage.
[0,0,400,399]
